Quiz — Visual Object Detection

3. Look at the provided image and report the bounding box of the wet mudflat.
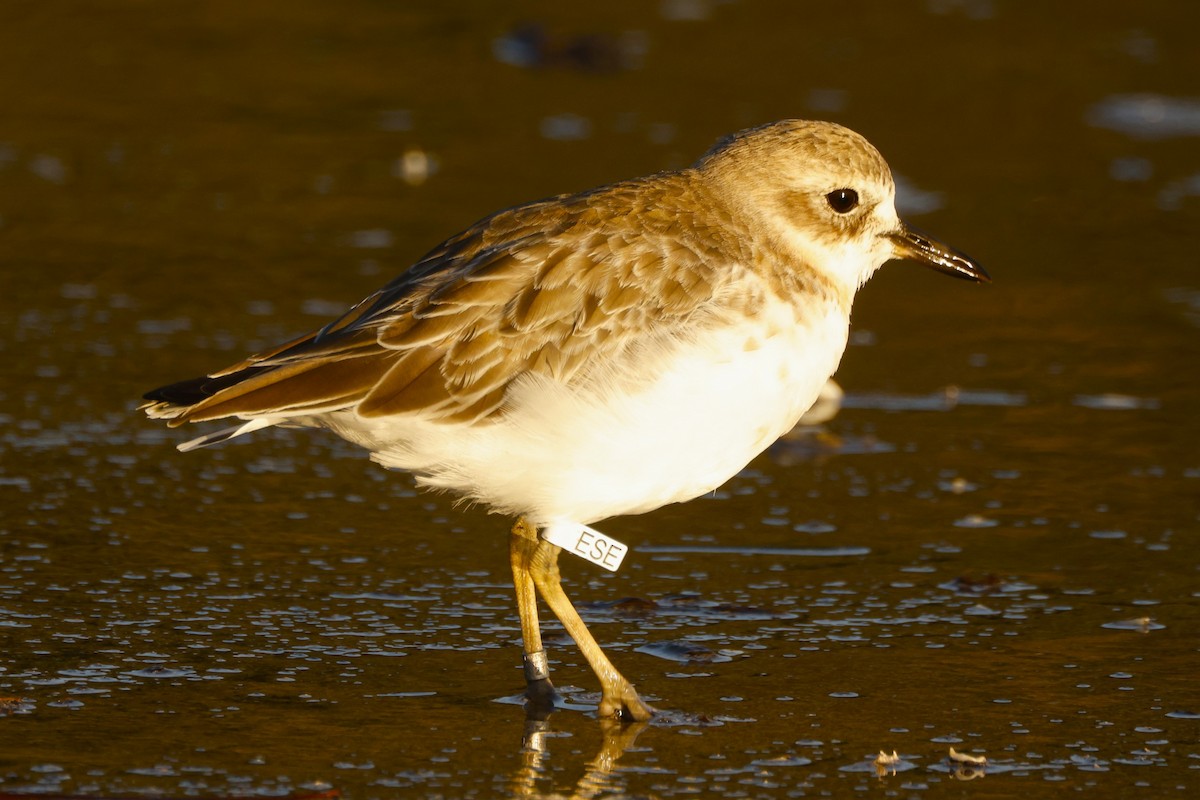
[2,1,1199,797]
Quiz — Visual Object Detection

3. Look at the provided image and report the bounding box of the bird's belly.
[377,301,851,525]
[547,319,847,521]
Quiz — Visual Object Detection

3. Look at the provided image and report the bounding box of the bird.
[142,120,989,722]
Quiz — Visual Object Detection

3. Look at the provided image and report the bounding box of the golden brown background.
[2,1,1198,796]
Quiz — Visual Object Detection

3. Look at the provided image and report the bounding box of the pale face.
[770,165,905,293]
[699,120,988,295]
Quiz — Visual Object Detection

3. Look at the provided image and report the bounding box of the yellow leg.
[510,517,558,711]
[528,535,653,722]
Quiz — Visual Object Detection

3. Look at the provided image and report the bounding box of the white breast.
[357,291,851,526]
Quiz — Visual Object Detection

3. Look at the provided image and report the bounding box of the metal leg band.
[523,649,551,683]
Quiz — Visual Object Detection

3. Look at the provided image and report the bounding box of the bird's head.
[696,120,989,295]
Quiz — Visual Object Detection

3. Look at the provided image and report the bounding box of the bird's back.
[142,168,757,447]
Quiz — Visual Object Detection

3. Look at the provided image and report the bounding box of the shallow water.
[2,1,1199,797]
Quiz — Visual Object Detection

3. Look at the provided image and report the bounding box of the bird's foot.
[524,676,561,720]
[599,681,654,722]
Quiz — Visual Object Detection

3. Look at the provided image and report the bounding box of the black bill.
[889,224,990,283]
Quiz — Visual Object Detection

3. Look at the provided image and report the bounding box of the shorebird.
[143,120,988,721]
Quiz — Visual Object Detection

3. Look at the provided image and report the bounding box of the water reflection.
[513,718,648,799]
[493,23,649,73]
[1087,94,1200,140]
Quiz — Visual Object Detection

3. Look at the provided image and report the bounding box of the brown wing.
[144,173,747,427]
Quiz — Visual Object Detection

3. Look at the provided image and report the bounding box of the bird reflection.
[511,715,649,799]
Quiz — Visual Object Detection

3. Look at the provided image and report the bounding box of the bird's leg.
[510,516,559,713]
[529,537,654,722]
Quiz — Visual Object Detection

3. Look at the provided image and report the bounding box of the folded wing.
[142,175,741,441]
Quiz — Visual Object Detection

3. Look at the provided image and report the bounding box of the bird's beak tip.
[890,224,990,284]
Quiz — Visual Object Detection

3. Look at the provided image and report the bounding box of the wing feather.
[358,346,448,417]
[145,172,748,431]
[169,350,390,424]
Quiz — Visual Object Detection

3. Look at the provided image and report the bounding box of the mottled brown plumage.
[148,173,763,429]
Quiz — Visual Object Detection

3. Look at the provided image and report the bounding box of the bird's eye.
[825,188,859,214]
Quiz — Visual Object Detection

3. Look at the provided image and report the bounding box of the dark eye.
[825,188,859,214]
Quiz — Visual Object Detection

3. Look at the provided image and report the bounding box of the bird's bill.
[889,224,990,283]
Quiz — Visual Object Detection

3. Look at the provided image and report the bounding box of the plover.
[143,120,988,721]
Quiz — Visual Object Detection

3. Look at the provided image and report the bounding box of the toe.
[601,683,654,722]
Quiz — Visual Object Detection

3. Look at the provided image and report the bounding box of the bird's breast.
[491,291,852,523]
[359,289,852,526]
